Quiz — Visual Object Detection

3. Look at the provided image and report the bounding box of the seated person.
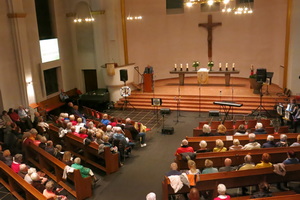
[290,134,300,147]
[199,124,213,136]
[214,124,227,136]
[101,114,111,126]
[251,181,272,199]
[59,89,69,102]
[275,134,289,147]
[202,159,218,174]
[283,150,299,165]
[31,172,47,193]
[262,135,276,148]
[11,154,23,173]
[234,124,248,136]
[195,140,210,153]
[105,125,114,139]
[242,133,261,150]
[238,154,255,170]
[18,164,28,178]
[253,122,267,135]
[214,184,231,200]
[146,192,156,200]
[256,153,272,168]
[72,105,86,124]
[219,158,236,172]
[109,117,117,127]
[186,160,201,175]
[124,118,146,147]
[213,139,227,152]
[229,139,243,151]
[188,188,200,200]
[43,180,66,200]
[62,151,73,166]
[69,115,77,126]
[165,162,182,176]
[175,139,194,156]
[75,117,85,133]
[2,149,13,166]
[45,140,55,155]
[71,157,98,182]
[37,116,49,133]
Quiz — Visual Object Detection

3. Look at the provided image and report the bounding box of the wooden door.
[83,70,98,92]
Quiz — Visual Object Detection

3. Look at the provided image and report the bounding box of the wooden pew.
[0,161,51,200]
[175,146,300,170]
[64,133,120,174]
[231,191,297,200]
[186,133,299,150]
[162,164,300,200]
[25,143,92,200]
[48,123,120,174]
[37,88,79,113]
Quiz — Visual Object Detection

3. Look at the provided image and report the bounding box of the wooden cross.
[198,15,222,61]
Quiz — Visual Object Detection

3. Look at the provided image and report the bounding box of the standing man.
[144,65,154,74]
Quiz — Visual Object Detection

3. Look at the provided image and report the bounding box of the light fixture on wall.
[184,0,253,14]
[73,6,95,23]
[126,14,143,21]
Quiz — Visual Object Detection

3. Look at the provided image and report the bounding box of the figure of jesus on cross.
[198,15,222,61]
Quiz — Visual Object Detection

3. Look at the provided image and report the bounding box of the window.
[166,0,184,14]
[43,67,59,96]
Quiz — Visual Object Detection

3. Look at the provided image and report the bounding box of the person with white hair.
[105,124,114,138]
[31,172,46,193]
[229,139,243,151]
[290,134,300,147]
[24,167,37,184]
[262,135,276,148]
[196,140,210,153]
[175,139,194,156]
[234,124,248,136]
[199,124,213,136]
[253,122,267,135]
[214,184,230,200]
[275,134,289,147]
[18,164,28,178]
[242,133,261,150]
[124,118,147,147]
[146,192,156,200]
[165,162,182,176]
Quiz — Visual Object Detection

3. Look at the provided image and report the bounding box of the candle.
[232,63,235,71]
[226,63,228,71]
[186,63,189,71]
[219,63,222,71]
[174,64,177,71]
[180,64,183,71]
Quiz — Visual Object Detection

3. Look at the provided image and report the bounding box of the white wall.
[288,0,300,95]
[125,0,287,86]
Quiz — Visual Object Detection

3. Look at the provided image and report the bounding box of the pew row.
[186,133,299,150]
[162,164,300,200]
[25,143,92,200]
[176,146,300,170]
[231,191,299,200]
[0,161,52,200]
[65,133,120,174]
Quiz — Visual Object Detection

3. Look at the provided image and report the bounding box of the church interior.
[1,0,300,199]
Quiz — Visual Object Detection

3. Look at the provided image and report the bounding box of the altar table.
[169,70,240,86]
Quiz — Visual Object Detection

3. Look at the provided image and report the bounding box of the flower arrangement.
[192,61,200,68]
[208,61,214,71]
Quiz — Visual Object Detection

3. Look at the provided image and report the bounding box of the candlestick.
[186,63,189,71]
[174,64,177,71]
[219,63,222,71]
[180,64,183,71]
[226,63,228,71]
[232,63,235,71]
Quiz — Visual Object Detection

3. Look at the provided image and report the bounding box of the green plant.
[249,74,257,79]
[192,61,200,68]
[208,61,214,67]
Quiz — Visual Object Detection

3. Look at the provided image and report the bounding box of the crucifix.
[198,15,222,61]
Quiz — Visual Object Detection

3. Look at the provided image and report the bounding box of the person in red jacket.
[175,139,194,156]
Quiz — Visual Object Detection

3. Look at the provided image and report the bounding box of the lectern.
[143,74,153,92]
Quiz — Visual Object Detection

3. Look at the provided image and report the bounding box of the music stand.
[152,98,162,124]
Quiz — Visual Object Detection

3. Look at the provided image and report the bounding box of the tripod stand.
[120,82,135,110]
[251,82,271,117]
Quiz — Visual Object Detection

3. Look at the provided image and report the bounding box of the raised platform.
[115,77,289,114]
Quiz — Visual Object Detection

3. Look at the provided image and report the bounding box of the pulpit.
[143,74,153,92]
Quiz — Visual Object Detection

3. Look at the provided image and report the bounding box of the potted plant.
[192,61,200,71]
[208,61,214,71]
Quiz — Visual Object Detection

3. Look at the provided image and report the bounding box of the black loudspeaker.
[209,110,220,117]
[160,108,171,115]
[162,127,174,135]
[256,68,267,82]
[120,69,128,82]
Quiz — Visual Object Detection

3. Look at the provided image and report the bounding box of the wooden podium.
[143,74,153,92]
